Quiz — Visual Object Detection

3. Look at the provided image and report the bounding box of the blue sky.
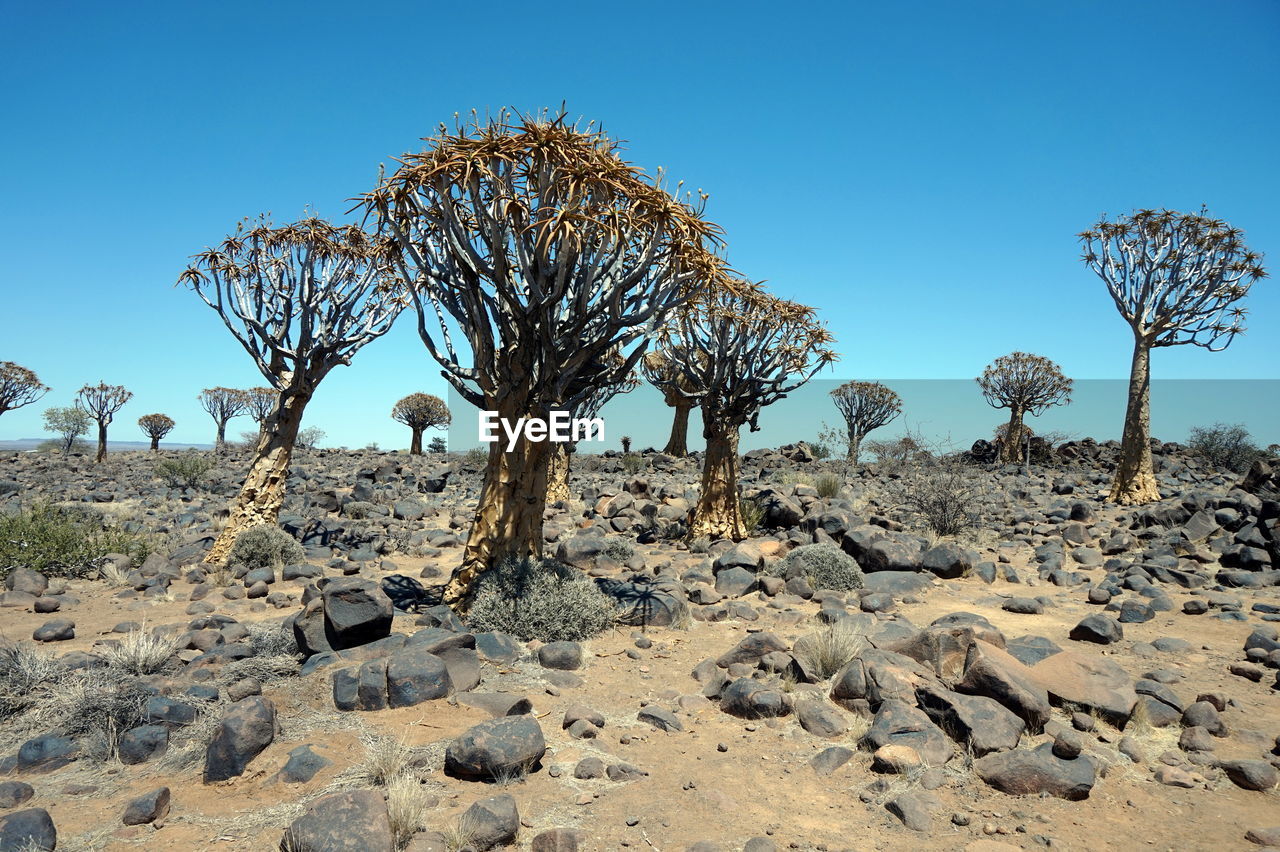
[2,0,1277,451]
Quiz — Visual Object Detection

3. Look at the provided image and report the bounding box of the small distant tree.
[642,351,701,456]
[0,362,49,417]
[296,427,326,450]
[428,435,447,453]
[1188,423,1263,473]
[76,382,132,463]
[198,387,250,453]
[621,436,632,453]
[829,381,902,463]
[390,392,450,455]
[653,284,836,540]
[243,387,277,439]
[42,406,89,455]
[1080,208,1266,504]
[976,352,1072,464]
[138,413,175,451]
[366,108,726,604]
[180,216,406,565]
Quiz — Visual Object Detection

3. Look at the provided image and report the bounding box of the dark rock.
[122,787,170,825]
[1219,759,1278,791]
[914,683,1025,755]
[386,648,453,707]
[531,828,584,851]
[975,741,1097,800]
[810,745,855,776]
[955,639,1051,732]
[322,578,394,649]
[861,699,952,766]
[0,781,34,809]
[460,794,520,850]
[795,698,850,738]
[537,641,584,671]
[885,790,938,832]
[31,619,74,642]
[444,716,546,780]
[637,705,685,731]
[282,789,393,851]
[921,543,976,579]
[0,808,56,851]
[277,744,332,784]
[719,679,790,719]
[1069,614,1123,644]
[17,735,77,771]
[118,725,169,765]
[203,696,278,783]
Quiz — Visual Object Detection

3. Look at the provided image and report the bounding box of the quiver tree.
[391,392,451,454]
[653,284,836,540]
[0,362,49,417]
[976,352,1072,464]
[366,108,728,604]
[1080,207,1267,504]
[546,359,640,503]
[180,216,406,564]
[830,381,902,463]
[138,413,175,451]
[76,382,132,463]
[243,387,277,438]
[642,351,702,456]
[198,387,250,453]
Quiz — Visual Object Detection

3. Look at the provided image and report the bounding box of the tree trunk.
[663,403,692,456]
[1109,338,1160,505]
[847,429,863,464]
[689,419,745,541]
[999,407,1025,464]
[450,400,554,607]
[149,437,159,451]
[95,422,107,463]
[204,387,312,565]
[409,427,423,455]
[215,421,227,454]
[546,442,572,504]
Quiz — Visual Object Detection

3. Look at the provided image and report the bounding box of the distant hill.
[0,439,213,452]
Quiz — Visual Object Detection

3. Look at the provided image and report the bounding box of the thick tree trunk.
[149,437,160,452]
[999,407,1025,464]
[847,429,863,464]
[1109,338,1160,504]
[546,442,572,503]
[215,421,228,454]
[689,420,745,541]
[204,388,312,565]
[95,422,107,463]
[409,427,424,455]
[450,400,553,607]
[663,403,692,456]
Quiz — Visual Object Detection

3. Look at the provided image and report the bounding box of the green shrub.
[463,447,488,467]
[815,473,842,499]
[739,495,765,534]
[621,453,645,475]
[343,501,385,519]
[0,502,144,580]
[156,452,215,488]
[809,441,832,460]
[773,543,864,591]
[688,536,711,554]
[601,538,635,563]
[228,524,304,571]
[1188,423,1263,473]
[467,557,617,642]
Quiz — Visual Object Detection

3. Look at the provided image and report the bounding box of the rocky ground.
[0,438,1278,852]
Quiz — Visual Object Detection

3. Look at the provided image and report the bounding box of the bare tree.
[391,392,450,454]
[77,382,132,462]
[642,351,702,456]
[366,108,728,604]
[653,285,836,540]
[0,362,49,417]
[138,413,175,451]
[976,352,1071,464]
[179,216,406,564]
[1080,207,1267,504]
[198,387,250,453]
[243,387,277,438]
[830,381,902,463]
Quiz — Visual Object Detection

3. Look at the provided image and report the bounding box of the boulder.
[203,696,278,783]
[860,699,952,766]
[322,578,394,649]
[0,808,56,851]
[974,742,1097,800]
[914,683,1025,755]
[122,787,170,826]
[282,789,393,851]
[459,794,520,850]
[444,716,546,780]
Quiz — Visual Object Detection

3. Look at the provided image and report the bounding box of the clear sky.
[2,0,1277,451]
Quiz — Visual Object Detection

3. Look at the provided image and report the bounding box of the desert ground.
[1,438,1278,852]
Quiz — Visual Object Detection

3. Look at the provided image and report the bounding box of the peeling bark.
[204,388,311,565]
[999,407,1025,464]
[546,442,571,504]
[1109,339,1160,504]
[847,429,863,464]
[689,420,744,541]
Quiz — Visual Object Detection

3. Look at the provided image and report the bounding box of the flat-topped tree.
[367,108,728,605]
[976,352,1071,464]
[138,413,175,451]
[391,392,450,454]
[0,362,49,417]
[655,284,836,540]
[642,351,702,457]
[243,387,277,439]
[1080,207,1266,504]
[77,382,132,463]
[198,387,250,453]
[180,216,406,565]
[830,381,901,463]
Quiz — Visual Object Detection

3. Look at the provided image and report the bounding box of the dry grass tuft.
[792,622,866,680]
[99,624,181,675]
